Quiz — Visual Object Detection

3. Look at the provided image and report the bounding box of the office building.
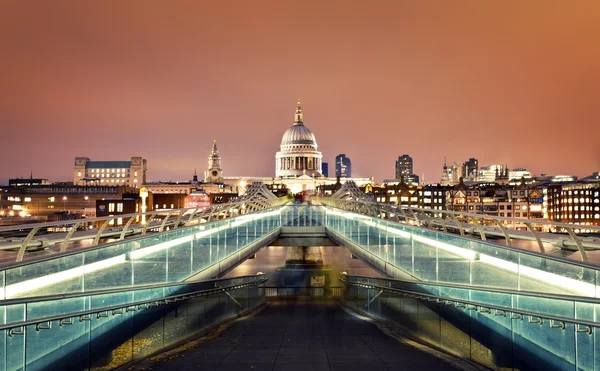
[335,154,352,178]
[395,155,413,179]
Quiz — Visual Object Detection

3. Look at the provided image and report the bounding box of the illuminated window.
[109,203,115,212]
[117,203,123,212]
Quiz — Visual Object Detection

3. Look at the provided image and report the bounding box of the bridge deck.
[124,301,467,371]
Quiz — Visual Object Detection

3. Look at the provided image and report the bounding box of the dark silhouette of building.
[462,158,478,180]
[335,154,352,178]
[395,155,413,179]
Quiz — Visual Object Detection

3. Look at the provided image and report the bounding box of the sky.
[1,0,599,185]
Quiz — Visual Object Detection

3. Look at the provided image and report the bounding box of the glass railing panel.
[26,296,89,321]
[90,310,134,370]
[25,317,91,370]
[0,206,283,299]
[132,239,167,286]
[1,276,265,370]
[468,240,519,290]
[344,276,600,371]
[6,254,85,299]
[83,242,135,292]
[411,228,437,281]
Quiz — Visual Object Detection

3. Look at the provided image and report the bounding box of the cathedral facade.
[275,100,323,178]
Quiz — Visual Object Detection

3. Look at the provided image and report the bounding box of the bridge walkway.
[124,300,471,371]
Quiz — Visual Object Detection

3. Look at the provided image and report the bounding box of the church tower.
[205,140,223,182]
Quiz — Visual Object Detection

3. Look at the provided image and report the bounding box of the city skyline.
[1,1,599,185]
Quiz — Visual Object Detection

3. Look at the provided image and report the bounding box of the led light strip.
[3,208,284,299]
[330,208,598,297]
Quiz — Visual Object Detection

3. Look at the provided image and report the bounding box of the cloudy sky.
[1,0,599,184]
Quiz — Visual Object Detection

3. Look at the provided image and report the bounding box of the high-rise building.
[395,155,413,179]
[73,157,147,188]
[335,154,352,178]
[322,162,329,177]
[205,140,223,182]
[462,158,478,180]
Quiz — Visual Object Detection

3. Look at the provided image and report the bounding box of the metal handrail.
[1,209,284,272]
[342,274,600,305]
[319,197,600,232]
[0,274,266,306]
[0,277,268,332]
[1,203,287,269]
[318,197,600,262]
[341,277,598,332]
[1,195,289,263]
[325,212,600,273]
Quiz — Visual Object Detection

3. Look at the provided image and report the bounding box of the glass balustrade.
[344,275,600,371]
[0,275,265,371]
[325,207,600,297]
[0,208,282,299]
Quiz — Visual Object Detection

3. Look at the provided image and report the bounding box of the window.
[500,213,505,217]
[109,203,115,212]
[474,192,479,196]
[507,205,512,210]
[520,191,525,196]
[516,212,520,217]
[507,213,512,217]
[515,205,521,210]
[500,205,505,210]
[117,203,123,212]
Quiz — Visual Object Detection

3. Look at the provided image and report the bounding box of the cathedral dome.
[280,123,317,147]
[275,100,323,178]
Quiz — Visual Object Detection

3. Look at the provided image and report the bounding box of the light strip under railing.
[328,208,598,297]
[3,207,285,299]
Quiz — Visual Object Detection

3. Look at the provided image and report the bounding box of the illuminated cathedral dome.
[276,100,323,178]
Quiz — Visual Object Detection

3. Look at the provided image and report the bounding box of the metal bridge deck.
[124,300,470,371]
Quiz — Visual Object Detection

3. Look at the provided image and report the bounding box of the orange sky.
[1,0,599,183]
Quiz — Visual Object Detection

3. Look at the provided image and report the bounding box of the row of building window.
[90,168,129,173]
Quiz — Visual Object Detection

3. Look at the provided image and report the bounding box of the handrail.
[318,197,600,263]
[0,194,289,263]
[319,197,600,233]
[0,277,268,332]
[342,274,600,305]
[325,210,600,275]
[341,277,598,332]
[0,274,266,306]
[1,204,286,270]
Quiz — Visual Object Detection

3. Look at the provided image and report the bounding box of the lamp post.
[62,196,67,213]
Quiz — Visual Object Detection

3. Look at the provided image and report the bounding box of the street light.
[62,196,67,212]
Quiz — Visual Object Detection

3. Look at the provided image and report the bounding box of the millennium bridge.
[1,183,599,371]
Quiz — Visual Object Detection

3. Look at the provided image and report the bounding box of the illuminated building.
[462,158,478,181]
[205,140,223,182]
[73,157,147,188]
[395,155,413,179]
[547,183,600,227]
[275,100,323,178]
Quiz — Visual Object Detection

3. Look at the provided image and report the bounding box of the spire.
[212,140,218,153]
[294,99,303,125]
